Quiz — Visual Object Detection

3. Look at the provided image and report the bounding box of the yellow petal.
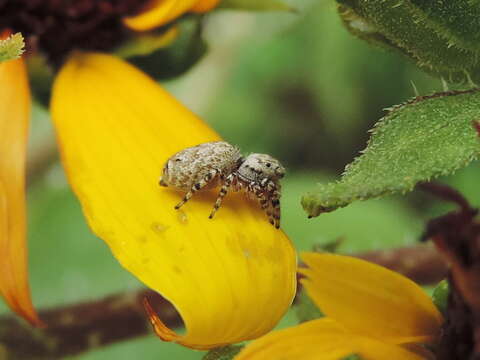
[50,52,296,349]
[124,0,199,31]
[191,0,221,12]
[402,344,436,360]
[0,54,41,326]
[354,336,429,360]
[300,253,443,345]
[235,318,426,360]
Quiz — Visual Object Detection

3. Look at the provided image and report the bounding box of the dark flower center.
[0,0,149,65]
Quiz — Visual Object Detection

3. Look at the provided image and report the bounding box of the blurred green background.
[2,0,479,359]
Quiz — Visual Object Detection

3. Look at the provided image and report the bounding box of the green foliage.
[341,354,362,360]
[341,355,363,360]
[302,90,480,218]
[432,280,450,315]
[338,6,406,56]
[409,0,480,52]
[115,28,178,59]
[336,0,480,84]
[283,174,421,253]
[311,237,344,253]
[202,346,244,360]
[295,290,323,323]
[207,1,436,171]
[0,33,24,62]
[28,56,54,107]
[219,0,295,12]
[129,18,207,80]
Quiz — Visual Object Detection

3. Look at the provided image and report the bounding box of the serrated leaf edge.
[302,89,480,218]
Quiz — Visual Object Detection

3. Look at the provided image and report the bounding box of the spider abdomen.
[160,141,242,190]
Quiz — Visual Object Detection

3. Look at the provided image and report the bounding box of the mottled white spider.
[160,141,285,228]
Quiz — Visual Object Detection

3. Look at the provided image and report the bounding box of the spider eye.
[266,163,271,167]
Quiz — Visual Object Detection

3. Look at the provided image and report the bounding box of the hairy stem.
[0,290,181,359]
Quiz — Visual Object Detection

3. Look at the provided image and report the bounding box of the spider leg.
[252,184,276,227]
[254,186,268,209]
[266,201,276,227]
[259,196,270,211]
[268,182,281,229]
[175,169,219,209]
[209,174,234,219]
[271,197,281,229]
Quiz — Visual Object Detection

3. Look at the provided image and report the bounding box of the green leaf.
[336,0,480,84]
[219,0,296,12]
[338,6,407,55]
[432,280,449,315]
[203,345,244,360]
[128,18,207,80]
[409,0,480,53]
[302,90,480,217]
[115,27,178,59]
[339,0,475,70]
[0,33,25,63]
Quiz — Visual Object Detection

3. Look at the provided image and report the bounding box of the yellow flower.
[0,32,37,325]
[1,0,297,349]
[236,253,443,360]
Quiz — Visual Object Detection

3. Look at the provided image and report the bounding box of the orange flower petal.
[354,336,429,360]
[300,253,443,345]
[124,0,199,31]
[402,344,436,360]
[235,318,426,360]
[50,52,297,349]
[191,0,221,13]
[0,54,41,326]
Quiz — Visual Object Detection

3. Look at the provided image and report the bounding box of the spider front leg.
[267,182,281,229]
[256,191,273,223]
[209,174,234,219]
[253,184,277,228]
[270,196,281,229]
[260,193,275,225]
[175,169,219,210]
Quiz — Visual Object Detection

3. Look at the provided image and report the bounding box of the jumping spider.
[159,141,285,228]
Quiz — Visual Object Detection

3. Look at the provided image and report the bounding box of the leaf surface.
[302,90,480,217]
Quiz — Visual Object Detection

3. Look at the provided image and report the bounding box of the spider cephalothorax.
[160,141,285,228]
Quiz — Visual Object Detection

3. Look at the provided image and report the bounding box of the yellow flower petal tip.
[144,298,179,342]
[235,318,426,360]
[299,253,443,345]
[0,54,42,327]
[123,0,219,31]
[51,52,297,349]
